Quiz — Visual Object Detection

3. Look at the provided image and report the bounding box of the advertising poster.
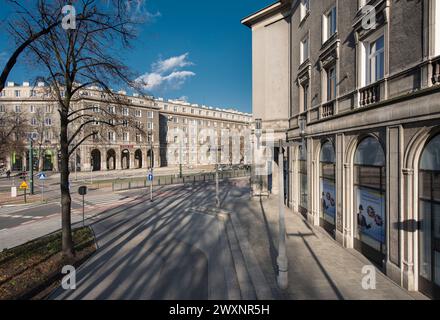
[356,187,385,244]
[321,179,336,223]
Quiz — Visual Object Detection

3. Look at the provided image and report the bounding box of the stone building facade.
[243,0,440,298]
[0,82,252,173]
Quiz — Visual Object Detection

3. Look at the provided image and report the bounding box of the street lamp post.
[209,145,221,208]
[29,139,34,195]
[277,139,288,289]
[148,129,154,202]
[75,147,78,181]
[179,138,183,179]
[90,155,93,185]
[253,119,262,197]
[215,146,220,208]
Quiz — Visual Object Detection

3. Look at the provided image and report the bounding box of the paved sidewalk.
[224,183,426,300]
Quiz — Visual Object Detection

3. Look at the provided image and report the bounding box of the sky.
[0,0,275,114]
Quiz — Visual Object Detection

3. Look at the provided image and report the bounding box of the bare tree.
[0,0,73,93]
[0,108,28,164]
[9,0,148,259]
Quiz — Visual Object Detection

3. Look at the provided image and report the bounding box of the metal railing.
[360,81,381,106]
[432,56,440,85]
[111,168,251,192]
[321,100,335,119]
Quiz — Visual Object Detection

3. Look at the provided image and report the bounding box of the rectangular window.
[45,105,52,113]
[0,105,5,112]
[108,131,115,141]
[367,35,385,84]
[303,82,309,111]
[323,6,337,43]
[45,118,52,126]
[123,132,129,142]
[300,36,309,64]
[122,108,129,116]
[30,105,36,113]
[300,0,310,21]
[147,111,154,118]
[327,66,337,100]
[15,105,21,113]
[14,90,20,97]
[135,110,142,117]
[93,105,100,113]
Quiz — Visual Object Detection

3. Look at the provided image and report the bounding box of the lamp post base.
[277,255,289,290]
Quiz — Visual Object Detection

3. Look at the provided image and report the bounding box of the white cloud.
[152,53,193,74]
[136,53,196,91]
[137,70,195,91]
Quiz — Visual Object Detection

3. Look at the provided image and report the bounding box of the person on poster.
[357,205,371,230]
[321,192,328,212]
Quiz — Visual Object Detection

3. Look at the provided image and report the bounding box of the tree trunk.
[60,116,75,260]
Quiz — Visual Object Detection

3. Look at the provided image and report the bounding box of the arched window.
[320,141,336,236]
[353,137,386,266]
[418,134,440,297]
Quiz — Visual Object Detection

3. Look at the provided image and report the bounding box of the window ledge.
[321,32,339,51]
[299,11,310,27]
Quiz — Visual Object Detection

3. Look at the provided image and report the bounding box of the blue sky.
[0,0,275,114]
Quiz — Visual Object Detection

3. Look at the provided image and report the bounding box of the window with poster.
[418,133,440,299]
[353,136,386,268]
[320,140,336,237]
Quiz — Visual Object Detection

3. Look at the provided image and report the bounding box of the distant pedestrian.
[6,170,11,180]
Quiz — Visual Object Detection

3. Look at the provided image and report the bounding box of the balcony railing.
[432,57,440,85]
[321,100,335,119]
[360,82,381,106]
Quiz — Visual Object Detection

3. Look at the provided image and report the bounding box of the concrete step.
[228,212,274,300]
[224,218,257,300]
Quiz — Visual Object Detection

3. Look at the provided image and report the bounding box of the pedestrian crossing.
[0,203,44,216]
[0,194,130,222]
[72,194,129,207]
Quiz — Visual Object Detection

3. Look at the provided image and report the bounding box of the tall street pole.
[29,139,34,195]
[215,165,219,207]
[179,139,183,179]
[277,140,288,289]
[75,147,78,181]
